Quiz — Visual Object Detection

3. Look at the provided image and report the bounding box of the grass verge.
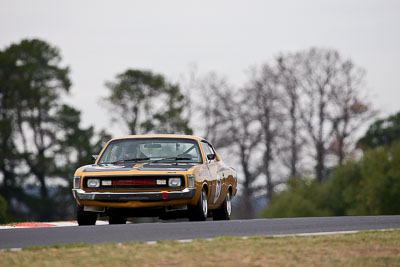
[1,229,400,266]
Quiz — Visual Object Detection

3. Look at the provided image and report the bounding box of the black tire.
[212,190,232,221]
[109,214,127,224]
[77,206,98,226]
[188,188,208,221]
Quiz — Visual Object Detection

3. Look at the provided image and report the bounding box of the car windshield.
[98,138,203,165]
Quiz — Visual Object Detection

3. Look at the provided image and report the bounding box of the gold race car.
[72,135,237,225]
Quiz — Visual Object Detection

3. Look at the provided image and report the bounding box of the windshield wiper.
[100,157,150,165]
[143,156,192,166]
[120,157,150,162]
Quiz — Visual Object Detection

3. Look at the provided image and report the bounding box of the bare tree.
[247,64,283,200]
[192,72,234,148]
[294,48,374,181]
[190,72,263,218]
[187,47,375,217]
[223,94,263,218]
[295,48,341,182]
[276,55,303,178]
[328,61,376,164]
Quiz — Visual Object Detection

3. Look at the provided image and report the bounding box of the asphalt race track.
[1,216,400,249]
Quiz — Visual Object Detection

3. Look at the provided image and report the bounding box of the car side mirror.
[207,154,216,160]
[91,155,99,161]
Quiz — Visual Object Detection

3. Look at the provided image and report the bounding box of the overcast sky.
[1,0,399,137]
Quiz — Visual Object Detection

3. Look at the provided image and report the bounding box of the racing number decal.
[214,174,221,204]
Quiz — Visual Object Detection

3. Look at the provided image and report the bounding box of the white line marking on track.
[0,220,109,230]
[177,239,193,243]
[271,230,359,237]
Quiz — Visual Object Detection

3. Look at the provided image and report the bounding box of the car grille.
[82,175,185,190]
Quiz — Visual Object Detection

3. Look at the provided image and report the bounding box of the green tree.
[261,178,330,218]
[0,48,21,207]
[357,111,400,149]
[359,143,400,215]
[104,69,192,135]
[52,105,112,220]
[323,160,364,216]
[3,39,71,220]
[261,142,400,218]
[0,38,108,221]
[325,142,400,216]
[149,84,192,134]
[0,194,7,223]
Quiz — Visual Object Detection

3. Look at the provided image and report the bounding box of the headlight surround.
[87,178,100,188]
[187,174,195,188]
[168,178,181,187]
[73,176,81,189]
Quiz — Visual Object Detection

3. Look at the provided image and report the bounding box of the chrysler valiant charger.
[72,135,237,225]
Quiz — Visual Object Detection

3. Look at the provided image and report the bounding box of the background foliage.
[0,194,7,223]
[262,141,400,218]
[1,37,398,222]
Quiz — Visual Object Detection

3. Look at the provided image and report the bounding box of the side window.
[201,142,216,163]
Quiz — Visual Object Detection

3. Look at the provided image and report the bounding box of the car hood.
[82,163,196,173]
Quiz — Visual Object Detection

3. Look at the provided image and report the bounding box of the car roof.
[109,134,207,143]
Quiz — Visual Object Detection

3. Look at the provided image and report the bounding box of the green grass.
[1,230,400,266]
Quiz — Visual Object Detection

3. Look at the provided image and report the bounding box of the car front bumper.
[72,188,196,202]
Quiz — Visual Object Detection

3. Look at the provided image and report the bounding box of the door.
[201,141,222,208]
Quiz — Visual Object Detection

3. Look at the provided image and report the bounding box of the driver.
[122,143,147,159]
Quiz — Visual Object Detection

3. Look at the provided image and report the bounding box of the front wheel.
[77,205,98,226]
[188,188,208,221]
[212,191,232,220]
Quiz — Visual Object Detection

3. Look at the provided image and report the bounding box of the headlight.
[87,179,100,188]
[187,174,195,188]
[73,176,81,189]
[168,178,181,187]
